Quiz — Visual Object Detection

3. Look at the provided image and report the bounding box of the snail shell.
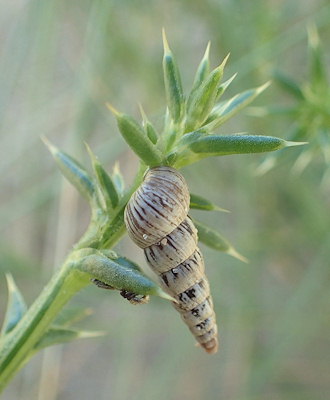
[124,166,218,354]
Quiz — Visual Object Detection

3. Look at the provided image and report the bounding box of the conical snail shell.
[124,166,218,354]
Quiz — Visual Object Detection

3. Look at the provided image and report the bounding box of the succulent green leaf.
[107,105,163,167]
[42,137,95,201]
[272,71,304,99]
[53,307,93,328]
[192,42,211,89]
[86,144,119,210]
[33,327,105,352]
[79,253,175,302]
[1,274,27,335]
[112,162,125,196]
[204,82,271,131]
[95,163,119,209]
[162,29,184,123]
[193,219,248,263]
[187,42,211,108]
[216,73,237,100]
[172,134,306,168]
[190,193,229,212]
[191,134,301,155]
[185,54,229,132]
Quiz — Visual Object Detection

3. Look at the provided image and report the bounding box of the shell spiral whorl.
[124,166,218,354]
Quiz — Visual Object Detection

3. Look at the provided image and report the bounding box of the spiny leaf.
[162,29,184,123]
[187,42,211,108]
[185,54,229,132]
[204,82,271,131]
[42,137,95,201]
[1,274,27,335]
[107,104,163,167]
[193,219,248,263]
[216,73,237,100]
[53,307,93,328]
[33,327,105,352]
[85,143,119,210]
[190,193,229,212]
[172,134,307,168]
[190,134,306,155]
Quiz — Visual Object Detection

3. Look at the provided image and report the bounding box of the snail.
[124,166,218,354]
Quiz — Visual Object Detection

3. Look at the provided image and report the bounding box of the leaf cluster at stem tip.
[255,23,328,177]
[106,30,306,170]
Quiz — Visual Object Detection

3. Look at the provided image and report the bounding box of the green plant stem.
[0,259,89,392]
[0,165,147,392]
[74,163,147,250]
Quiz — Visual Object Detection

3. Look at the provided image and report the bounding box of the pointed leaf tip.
[162,28,170,53]
[1,274,27,335]
[84,142,97,162]
[284,140,308,147]
[33,327,107,352]
[257,81,272,93]
[205,41,211,57]
[214,205,231,213]
[41,136,58,156]
[155,287,177,302]
[106,103,120,117]
[307,22,320,48]
[138,103,147,122]
[227,247,249,263]
[220,53,230,69]
[77,330,107,338]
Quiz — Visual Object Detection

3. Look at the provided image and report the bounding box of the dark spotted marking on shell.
[124,166,218,354]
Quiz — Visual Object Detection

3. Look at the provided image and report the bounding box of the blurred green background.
[1,1,330,399]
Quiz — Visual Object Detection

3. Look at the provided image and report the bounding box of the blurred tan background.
[1,1,330,399]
